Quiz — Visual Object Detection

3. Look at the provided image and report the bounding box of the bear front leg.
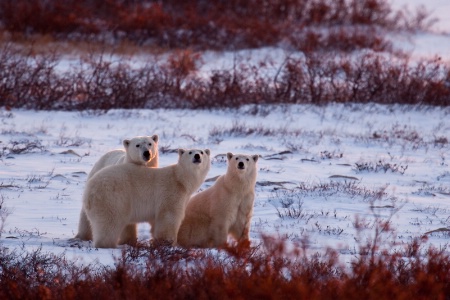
[91,221,125,248]
[240,218,251,241]
[237,223,251,248]
[153,213,181,245]
[118,224,138,245]
[231,202,253,243]
[75,209,92,240]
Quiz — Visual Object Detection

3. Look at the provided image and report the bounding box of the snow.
[391,0,450,33]
[1,104,449,265]
[390,0,450,61]
[1,1,450,266]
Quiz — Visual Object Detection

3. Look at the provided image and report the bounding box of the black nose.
[194,153,200,160]
[143,151,150,160]
[238,162,244,169]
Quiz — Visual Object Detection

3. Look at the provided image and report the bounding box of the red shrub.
[0,235,449,299]
[1,45,449,111]
[0,0,434,50]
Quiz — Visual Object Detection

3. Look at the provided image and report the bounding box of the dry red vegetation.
[0,44,449,111]
[0,0,447,110]
[0,0,432,51]
[0,236,448,299]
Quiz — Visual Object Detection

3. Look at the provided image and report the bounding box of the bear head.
[178,148,211,172]
[226,152,259,180]
[123,135,159,164]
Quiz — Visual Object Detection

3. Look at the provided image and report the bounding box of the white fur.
[75,135,159,243]
[177,152,258,248]
[84,148,211,248]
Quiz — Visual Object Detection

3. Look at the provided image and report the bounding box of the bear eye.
[236,157,239,160]
[148,143,152,146]
[200,151,203,155]
[246,158,249,161]
[189,151,192,155]
[136,145,140,148]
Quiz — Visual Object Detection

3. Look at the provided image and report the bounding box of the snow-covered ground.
[0,1,449,266]
[1,104,449,265]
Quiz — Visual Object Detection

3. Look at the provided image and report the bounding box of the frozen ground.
[0,104,449,265]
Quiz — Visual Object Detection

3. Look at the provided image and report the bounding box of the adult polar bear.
[75,135,159,244]
[84,148,210,248]
[177,152,258,248]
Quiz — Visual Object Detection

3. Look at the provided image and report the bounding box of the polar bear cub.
[75,135,159,242]
[83,148,211,248]
[177,152,258,248]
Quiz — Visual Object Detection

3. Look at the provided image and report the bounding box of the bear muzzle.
[143,151,151,161]
[238,162,245,169]
[192,153,202,164]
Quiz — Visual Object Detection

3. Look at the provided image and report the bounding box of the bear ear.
[204,149,211,156]
[178,148,186,156]
[252,155,259,162]
[227,152,233,160]
[151,134,159,143]
[123,139,131,149]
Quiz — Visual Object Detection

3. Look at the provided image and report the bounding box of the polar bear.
[83,148,211,248]
[75,135,159,243]
[177,152,258,248]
